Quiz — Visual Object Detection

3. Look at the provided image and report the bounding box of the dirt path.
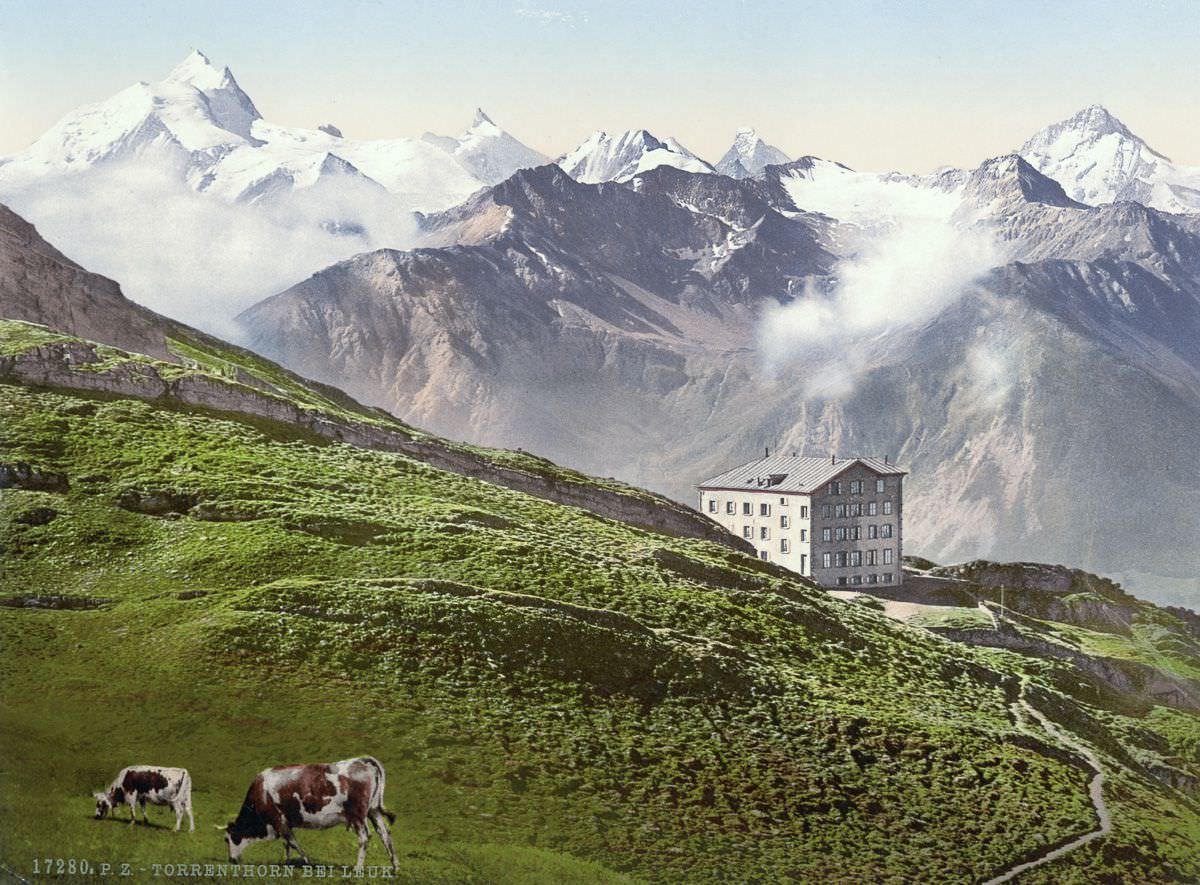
[983,688,1111,884]
[979,600,1000,630]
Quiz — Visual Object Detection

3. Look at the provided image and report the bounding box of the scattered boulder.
[116,488,197,516]
[1,595,111,610]
[13,506,57,526]
[0,462,69,492]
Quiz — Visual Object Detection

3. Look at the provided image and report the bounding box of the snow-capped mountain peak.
[165,49,225,90]
[443,108,546,185]
[558,129,714,183]
[716,128,790,179]
[1018,105,1200,214]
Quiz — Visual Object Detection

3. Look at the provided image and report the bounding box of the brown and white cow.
[94,766,195,832]
[220,756,398,871]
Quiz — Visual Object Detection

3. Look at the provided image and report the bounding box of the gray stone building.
[697,454,906,588]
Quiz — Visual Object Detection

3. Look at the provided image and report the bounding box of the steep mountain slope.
[1019,105,1200,214]
[558,130,714,182]
[3,329,1199,882]
[0,202,736,549]
[715,128,790,179]
[238,158,1200,605]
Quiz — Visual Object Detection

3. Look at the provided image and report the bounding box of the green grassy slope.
[2,346,1199,881]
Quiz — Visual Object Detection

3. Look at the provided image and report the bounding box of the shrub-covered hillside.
[2,327,1198,882]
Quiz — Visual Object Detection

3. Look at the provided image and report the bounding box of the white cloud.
[515,6,586,25]
[759,213,1000,395]
[3,160,416,340]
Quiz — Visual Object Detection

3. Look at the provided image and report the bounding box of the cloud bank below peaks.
[759,177,1001,394]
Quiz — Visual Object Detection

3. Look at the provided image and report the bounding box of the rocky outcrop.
[933,622,1200,713]
[0,339,750,553]
[0,461,69,492]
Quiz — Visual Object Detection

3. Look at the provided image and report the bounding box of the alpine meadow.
[3,10,1200,884]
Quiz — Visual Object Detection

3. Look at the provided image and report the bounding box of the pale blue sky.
[1,0,1196,172]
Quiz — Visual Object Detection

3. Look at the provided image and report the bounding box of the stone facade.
[698,456,904,588]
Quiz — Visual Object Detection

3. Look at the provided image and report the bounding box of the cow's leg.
[139,796,149,824]
[369,811,398,870]
[353,822,370,872]
[282,831,309,866]
[127,793,138,825]
[186,799,194,833]
[172,802,182,832]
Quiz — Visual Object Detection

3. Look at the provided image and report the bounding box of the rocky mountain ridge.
[238,154,1200,606]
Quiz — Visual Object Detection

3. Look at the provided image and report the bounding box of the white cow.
[94,765,195,832]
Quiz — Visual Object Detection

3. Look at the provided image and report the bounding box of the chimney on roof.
[884,455,889,465]
[765,446,769,458]
[831,454,836,465]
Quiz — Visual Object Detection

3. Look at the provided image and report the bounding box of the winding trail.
[982,686,1112,884]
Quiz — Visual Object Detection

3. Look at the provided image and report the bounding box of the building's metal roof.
[697,454,906,493]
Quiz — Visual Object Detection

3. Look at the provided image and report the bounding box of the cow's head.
[93,792,112,819]
[220,823,264,863]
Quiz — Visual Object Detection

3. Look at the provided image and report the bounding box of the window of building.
[743,502,752,515]
[800,554,808,574]
[822,527,832,542]
[835,552,847,568]
[743,525,752,539]
[851,551,863,567]
[760,526,770,540]
[881,524,893,539]
[760,502,771,516]
[726,501,735,515]
[883,501,893,515]
[850,502,861,517]
[821,504,832,519]
[780,496,788,506]
[883,548,894,564]
[868,525,878,540]
[835,527,846,541]
[760,551,769,561]
[876,479,885,493]
[850,480,863,495]
[867,549,877,566]
[835,503,846,518]
[850,526,860,541]
[708,499,717,513]
[837,577,847,586]
[780,514,790,529]
[800,505,809,518]
[867,573,878,584]
[800,529,808,542]
[882,572,892,583]
[822,552,832,569]
[780,539,790,553]
[851,574,862,585]
[827,481,842,495]
[868,501,877,516]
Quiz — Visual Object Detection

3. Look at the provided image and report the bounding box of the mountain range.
[3,198,1200,883]
[3,50,1199,607]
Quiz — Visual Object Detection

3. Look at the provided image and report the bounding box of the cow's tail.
[362,756,396,824]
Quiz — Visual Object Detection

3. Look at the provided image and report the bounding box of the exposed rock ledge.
[1,341,751,554]
[932,623,1200,713]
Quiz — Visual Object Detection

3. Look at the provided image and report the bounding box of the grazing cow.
[221,756,398,871]
[94,766,195,832]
